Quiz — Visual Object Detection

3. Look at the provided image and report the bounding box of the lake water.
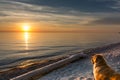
[0,32,120,71]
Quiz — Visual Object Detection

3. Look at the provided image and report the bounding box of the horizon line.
[0,30,118,33]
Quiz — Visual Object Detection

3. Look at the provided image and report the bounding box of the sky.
[0,0,120,32]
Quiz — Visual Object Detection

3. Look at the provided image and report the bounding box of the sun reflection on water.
[24,32,29,50]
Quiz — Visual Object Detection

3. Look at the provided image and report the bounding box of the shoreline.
[0,42,120,80]
[0,56,67,80]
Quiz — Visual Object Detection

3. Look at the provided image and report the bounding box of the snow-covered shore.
[38,44,120,80]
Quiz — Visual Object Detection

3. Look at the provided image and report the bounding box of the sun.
[23,25,30,32]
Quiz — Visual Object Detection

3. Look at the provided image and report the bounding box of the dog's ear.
[96,55,104,63]
[91,56,94,64]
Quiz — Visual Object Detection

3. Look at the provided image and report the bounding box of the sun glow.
[23,25,30,32]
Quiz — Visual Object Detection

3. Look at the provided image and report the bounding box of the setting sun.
[23,25,30,32]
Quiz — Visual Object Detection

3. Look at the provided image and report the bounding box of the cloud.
[0,0,120,27]
[110,0,120,10]
[89,17,120,25]
[12,0,119,12]
[0,0,96,25]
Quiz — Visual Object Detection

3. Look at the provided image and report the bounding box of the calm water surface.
[0,32,120,70]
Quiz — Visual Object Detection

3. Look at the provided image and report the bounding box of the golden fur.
[91,54,120,80]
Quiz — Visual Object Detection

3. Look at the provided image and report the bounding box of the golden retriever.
[91,54,120,80]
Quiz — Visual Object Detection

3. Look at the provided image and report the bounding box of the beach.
[0,43,118,80]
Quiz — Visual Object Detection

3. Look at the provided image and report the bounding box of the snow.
[38,46,120,80]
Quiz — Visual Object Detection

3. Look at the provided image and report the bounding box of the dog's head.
[91,54,106,64]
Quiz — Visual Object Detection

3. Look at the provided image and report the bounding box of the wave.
[0,47,81,70]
